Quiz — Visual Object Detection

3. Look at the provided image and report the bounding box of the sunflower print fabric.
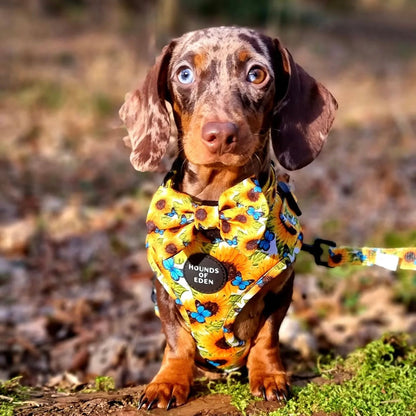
[146,167,303,371]
[328,246,416,271]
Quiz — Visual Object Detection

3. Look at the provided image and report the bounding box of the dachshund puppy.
[120,26,337,410]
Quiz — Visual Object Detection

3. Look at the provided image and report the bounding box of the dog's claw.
[167,396,176,410]
[260,386,267,401]
[148,398,158,410]
[138,392,179,410]
[285,383,292,400]
[272,389,282,403]
[138,394,148,410]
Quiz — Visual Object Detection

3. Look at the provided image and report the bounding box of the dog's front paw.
[249,371,291,402]
[138,381,190,410]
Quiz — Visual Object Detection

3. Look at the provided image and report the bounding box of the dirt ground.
[1,2,416,415]
[16,386,288,416]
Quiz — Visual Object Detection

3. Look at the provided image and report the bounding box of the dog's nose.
[201,122,238,154]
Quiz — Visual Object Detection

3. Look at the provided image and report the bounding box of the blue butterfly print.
[285,248,298,264]
[206,360,221,367]
[253,179,262,193]
[282,244,298,264]
[162,258,183,281]
[155,227,164,235]
[219,212,231,221]
[288,215,297,226]
[358,251,367,262]
[231,273,253,290]
[226,236,238,246]
[166,207,178,217]
[212,237,223,244]
[247,206,263,220]
[280,213,297,235]
[175,298,183,306]
[344,250,366,263]
[258,229,275,251]
[190,304,212,323]
[281,212,297,226]
[180,214,194,225]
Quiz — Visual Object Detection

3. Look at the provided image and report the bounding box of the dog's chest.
[145,170,303,370]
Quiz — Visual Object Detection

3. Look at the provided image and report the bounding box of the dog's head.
[120,27,337,172]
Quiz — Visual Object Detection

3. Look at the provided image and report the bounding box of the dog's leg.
[139,281,195,409]
[246,272,294,402]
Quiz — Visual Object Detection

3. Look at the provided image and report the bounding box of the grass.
[90,376,116,393]
[203,334,416,416]
[271,334,416,416]
[0,376,117,415]
[1,336,415,415]
[0,377,27,416]
[206,372,260,414]
[1,4,415,416]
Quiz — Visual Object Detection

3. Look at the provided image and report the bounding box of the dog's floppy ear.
[119,42,176,171]
[270,38,338,171]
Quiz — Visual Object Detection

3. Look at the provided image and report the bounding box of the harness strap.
[302,239,416,271]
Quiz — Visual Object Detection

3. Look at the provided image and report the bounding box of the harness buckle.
[301,238,336,267]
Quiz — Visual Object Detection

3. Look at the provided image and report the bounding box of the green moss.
[271,334,416,416]
[206,373,259,414]
[0,377,27,415]
[0,404,14,416]
[81,376,116,393]
[94,376,115,393]
[198,336,416,415]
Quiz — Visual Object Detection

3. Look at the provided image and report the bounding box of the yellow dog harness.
[145,165,416,372]
[146,167,303,371]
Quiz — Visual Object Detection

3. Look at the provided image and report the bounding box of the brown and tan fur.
[120,27,337,410]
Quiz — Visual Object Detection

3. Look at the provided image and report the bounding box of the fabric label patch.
[184,253,228,294]
[374,251,399,271]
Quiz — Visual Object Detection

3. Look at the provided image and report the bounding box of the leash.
[276,181,416,272]
[278,178,415,272]
[301,238,416,271]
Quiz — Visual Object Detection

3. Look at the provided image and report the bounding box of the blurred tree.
[121,0,154,13]
[182,0,271,25]
[39,0,87,15]
[156,0,180,45]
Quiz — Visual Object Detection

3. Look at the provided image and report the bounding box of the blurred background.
[0,0,415,389]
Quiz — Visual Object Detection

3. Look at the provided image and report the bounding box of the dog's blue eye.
[247,66,267,84]
[177,66,194,84]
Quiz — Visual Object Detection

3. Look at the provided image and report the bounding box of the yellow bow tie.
[146,174,273,257]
